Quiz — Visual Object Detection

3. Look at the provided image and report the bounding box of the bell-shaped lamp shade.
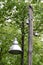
[9,38,22,54]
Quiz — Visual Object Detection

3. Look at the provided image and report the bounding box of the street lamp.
[9,38,22,54]
[9,5,33,65]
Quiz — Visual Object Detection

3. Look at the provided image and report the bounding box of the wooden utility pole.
[28,5,33,65]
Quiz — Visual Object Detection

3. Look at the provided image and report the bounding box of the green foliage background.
[0,0,43,65]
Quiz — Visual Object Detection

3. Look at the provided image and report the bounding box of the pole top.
[29,5,33,11]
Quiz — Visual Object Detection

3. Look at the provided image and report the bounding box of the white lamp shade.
[9,44,22,54]
[9,38,22,54]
